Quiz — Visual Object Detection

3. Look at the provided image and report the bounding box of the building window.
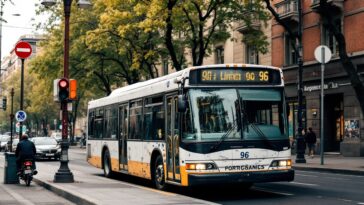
[246,45,259,64]
[285,34,297,66]
[215,46,224,64]
[323,18,341,57]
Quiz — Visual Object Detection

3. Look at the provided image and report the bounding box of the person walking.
[80,130,86,148]
[305,127,317,158]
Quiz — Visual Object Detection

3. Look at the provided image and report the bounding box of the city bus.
[86,64,294,190]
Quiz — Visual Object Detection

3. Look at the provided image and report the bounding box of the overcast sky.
[1,0,43,59]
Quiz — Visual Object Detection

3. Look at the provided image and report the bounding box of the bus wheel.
[103,149,112,178]
[153,155,166,190]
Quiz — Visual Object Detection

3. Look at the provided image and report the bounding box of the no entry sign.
[15,41,32,59]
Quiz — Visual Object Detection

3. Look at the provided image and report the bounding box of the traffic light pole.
[54,0,74,183]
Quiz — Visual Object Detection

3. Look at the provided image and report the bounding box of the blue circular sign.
[15,110,27,122]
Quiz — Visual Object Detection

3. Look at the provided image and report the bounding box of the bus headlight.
[186,163,217,170]
[270,159,291,168]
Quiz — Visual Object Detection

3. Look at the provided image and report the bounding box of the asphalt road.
[39,147,364,205]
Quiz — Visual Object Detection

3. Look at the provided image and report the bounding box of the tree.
[264,0,364,115]
[144,0,270,71]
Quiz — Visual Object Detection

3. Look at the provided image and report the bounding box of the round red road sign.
[15,41,32,59]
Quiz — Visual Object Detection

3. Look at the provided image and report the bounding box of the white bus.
[86,64,294,190]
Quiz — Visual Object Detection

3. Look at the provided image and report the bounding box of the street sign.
[15,124,27,133]
[15,41,32,59]
[314,45,332,64]
[15,110,27,122]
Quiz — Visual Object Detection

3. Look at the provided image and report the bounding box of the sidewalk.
[32,162,218,205]
[292,154,364,176]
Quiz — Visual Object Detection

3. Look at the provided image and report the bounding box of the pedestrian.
[80,130,86,148]
[305,127,317,158]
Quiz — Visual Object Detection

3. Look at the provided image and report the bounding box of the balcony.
[311,0,344,13]
[275,0,298,23]
[234,13,261,33]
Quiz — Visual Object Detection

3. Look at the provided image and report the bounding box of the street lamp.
[295,0,306,163]
[41,0,92,183]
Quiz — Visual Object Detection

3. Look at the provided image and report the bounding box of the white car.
[0,135,10,152]
[12,138,19,152]
[31,137,61,160]
[51,132,62,143]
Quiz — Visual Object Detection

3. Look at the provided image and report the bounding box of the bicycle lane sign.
[15,110,27,122]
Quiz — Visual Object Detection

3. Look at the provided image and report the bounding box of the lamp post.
[295,0,306,163]
[41,0,91,183]
[9,88,14,152]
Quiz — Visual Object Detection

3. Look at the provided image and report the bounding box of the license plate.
[46,153,54,156]
[24,170,32,174]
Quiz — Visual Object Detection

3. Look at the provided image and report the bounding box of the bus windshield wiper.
[240,101,278,149]
[209,122,237,152]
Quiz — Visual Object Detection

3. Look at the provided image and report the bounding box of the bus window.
[129,100,143,140]
[144,96,165,140]
[104,106,118,139]
[88,110,95,138]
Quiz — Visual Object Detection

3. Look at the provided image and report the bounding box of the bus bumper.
[187,169,294,186]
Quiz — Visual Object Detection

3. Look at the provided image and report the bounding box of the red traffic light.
[59,78,69,88]
[58,78,69,102]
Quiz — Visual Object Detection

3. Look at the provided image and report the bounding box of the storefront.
[283,58,364,156]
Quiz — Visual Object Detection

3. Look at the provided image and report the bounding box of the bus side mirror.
[178,95,187,112]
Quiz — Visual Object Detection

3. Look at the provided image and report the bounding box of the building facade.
[0,34,43,83]
[272,0,364,156]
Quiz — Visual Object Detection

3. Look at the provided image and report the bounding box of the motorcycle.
[19,160,35,186]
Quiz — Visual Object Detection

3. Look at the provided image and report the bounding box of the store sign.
[304,82,339,92]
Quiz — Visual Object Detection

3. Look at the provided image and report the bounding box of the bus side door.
[119,104,128,171]
[166,96,181,182]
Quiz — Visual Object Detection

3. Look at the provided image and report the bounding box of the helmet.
[21,134,29,140]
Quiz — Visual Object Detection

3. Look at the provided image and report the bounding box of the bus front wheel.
[103,149,113,178]
[153,155,166,190]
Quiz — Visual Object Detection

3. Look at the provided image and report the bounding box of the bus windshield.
[182,88,287,142]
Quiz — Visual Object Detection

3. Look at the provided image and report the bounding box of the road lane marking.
[1,185,36,205]
[290,181,319,186]
[296,173,318,177]
[357,202,364,205]
[253,188,293,196]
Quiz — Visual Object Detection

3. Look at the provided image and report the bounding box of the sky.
[1,0,44,59]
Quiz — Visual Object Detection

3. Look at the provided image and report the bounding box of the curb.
[293,166,364,176]
[32,178,96,205]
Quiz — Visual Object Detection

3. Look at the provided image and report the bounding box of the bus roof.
[88,64,283,109]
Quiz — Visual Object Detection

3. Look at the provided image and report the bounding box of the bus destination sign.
[189,68,281,85]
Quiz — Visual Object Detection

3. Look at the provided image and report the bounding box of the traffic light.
[69,79,77,100]
[58,78,69,102]
[2,97,6,111]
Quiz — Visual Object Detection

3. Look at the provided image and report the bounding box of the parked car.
[31,137,61,160]
[0,135,10,152]
[12,138,19,152]
[50,132,62,143]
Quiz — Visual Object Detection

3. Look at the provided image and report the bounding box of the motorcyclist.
[15,134,37,175]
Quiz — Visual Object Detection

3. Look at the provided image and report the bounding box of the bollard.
[4,152,19,184]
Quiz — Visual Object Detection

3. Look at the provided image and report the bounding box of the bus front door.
[166,96,181,182]
[119,104,128,171]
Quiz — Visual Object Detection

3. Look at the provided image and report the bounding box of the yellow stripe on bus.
[180,166,188,186]
[87,156,102,168]
[128,161,151,179]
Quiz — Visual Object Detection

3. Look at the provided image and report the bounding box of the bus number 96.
[259,71,269,81]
